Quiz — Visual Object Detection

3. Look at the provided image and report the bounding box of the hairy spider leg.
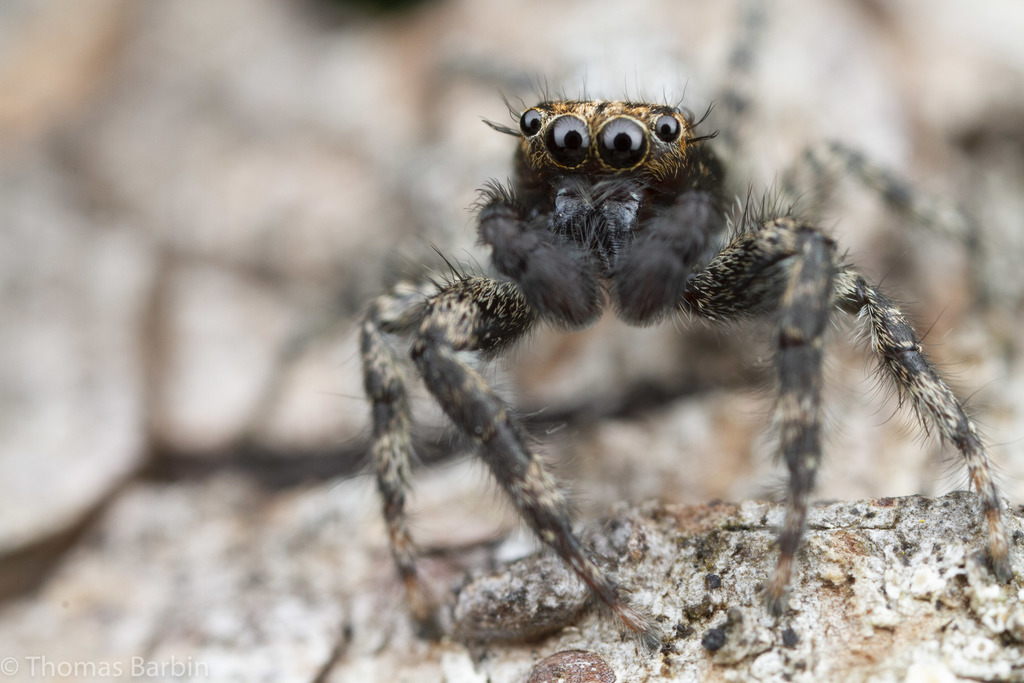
[684,215,1011,611]
[408,275,662,650]
[364,273,662,649]
[362,281,440,635]
[714,0,768,162]
[777,140,994,308]
[684,216,836,611]
[784,142,976,244]
[835,271,1012,582]
[768,227,836,611]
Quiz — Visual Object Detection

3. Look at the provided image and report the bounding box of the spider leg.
[767,228,837,613]
[361,280,439,634]
[685,217,838,613]
[714,0,767,162]
[835,270,1012,582]
[409,274,661,650]
[781,141,977,247]
[684,215,1012,612]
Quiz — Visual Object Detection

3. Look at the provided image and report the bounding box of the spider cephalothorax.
[361,96,1012,651]
[481,100,725,327]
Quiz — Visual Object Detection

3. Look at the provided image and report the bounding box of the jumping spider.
[360,99,1012,650]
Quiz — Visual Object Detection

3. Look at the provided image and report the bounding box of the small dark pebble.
[782,627,799,647]
[704,573,722,590]
[527,650,616,683]
[701,626,727,652]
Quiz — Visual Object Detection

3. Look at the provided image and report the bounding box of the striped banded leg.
[795,142,976,245]
[765,229,837,612]
[410,275,662,651]
[836,271,1012,581]
[685,217,839,612]
[714,0,767,162]
[361,281,439,635]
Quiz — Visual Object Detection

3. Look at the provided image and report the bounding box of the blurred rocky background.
[1,0,1023,680]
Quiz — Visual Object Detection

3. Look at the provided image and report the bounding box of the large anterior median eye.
[598,117,648,169]
[545,115,589,166]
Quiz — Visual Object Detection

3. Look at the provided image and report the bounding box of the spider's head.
[487,100,708,185]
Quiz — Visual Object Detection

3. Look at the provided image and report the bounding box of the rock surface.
[1,476,1020,682]
[451,492,1024,682]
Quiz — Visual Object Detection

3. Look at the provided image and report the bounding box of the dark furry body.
[361,100,1011,650]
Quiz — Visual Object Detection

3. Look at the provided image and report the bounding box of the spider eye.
[545,115,590,166]
[598,118,648,169]
[654,114,682,142]
[519,108,542,137]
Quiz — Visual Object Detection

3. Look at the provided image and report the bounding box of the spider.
[360,98,1012,650]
